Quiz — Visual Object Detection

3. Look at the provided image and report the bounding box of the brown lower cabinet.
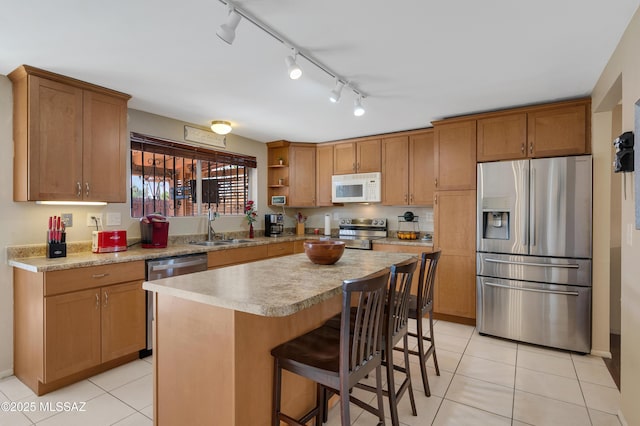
[14,261,146,395]
[434,190,477,325]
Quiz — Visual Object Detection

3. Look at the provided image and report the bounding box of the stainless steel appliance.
[476,155,592,353]
[337,218,387,249]
[265,213,284,237]
[143,253,208,354]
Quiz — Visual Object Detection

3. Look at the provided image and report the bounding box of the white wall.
[592,6,640,424]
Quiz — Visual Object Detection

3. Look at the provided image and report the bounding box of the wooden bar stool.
[271,268,390,426]
[359,257,418,425]
[396,251,441,396]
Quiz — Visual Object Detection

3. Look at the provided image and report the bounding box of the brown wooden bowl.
[303,240,346,265]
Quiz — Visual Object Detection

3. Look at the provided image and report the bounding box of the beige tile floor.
[0,320,621,425]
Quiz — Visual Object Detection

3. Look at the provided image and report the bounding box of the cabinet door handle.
[85,182,90,197]
[404,194,407,202]
[104,291,109,307]
[95,293,100,309]
[352,162,356,172]
[77,182,82,198]
[435,194,438,205]
[410,194,413,203]
[521,143,525,154]
[435,178,438,188]
[92,273,109,279]
[357,162,360,171]
[529,142,534,154]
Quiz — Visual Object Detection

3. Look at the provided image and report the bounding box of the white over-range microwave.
[331,172,381,203]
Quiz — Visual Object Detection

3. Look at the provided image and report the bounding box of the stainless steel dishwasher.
[144,253,208,354]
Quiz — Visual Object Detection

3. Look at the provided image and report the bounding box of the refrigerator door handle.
[530,167,536,247]
[485,258,580,269]
[484,281,580,296]
[522,166,528,246]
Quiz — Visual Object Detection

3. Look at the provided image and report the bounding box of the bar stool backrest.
[417,251,441,314]
[387,258,419,345]
[340,268,390,377]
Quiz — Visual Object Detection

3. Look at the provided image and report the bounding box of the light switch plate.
[61,213,73,227]
[106,212,121,226]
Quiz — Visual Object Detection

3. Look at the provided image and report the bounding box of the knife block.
[47,242,66,258]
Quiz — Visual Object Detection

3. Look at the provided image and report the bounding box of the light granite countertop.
[142,250,416,317]
[7,235,432,272]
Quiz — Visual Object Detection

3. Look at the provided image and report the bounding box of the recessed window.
[130,132,257,218]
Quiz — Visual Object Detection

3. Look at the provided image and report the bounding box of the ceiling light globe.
[211,120,232,135]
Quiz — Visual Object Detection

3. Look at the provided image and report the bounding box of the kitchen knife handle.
[76,182,82,198]
[85,182,90,197]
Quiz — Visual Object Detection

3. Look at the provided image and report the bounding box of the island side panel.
[234,295,342,426]
[155,293,236,426]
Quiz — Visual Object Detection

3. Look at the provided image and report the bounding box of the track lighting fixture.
[285,49,302,80]
[353,96,366,117]
[211,120,232,134]
[329,80,344,103]
[216,6,241,45]
[216,0,370,115]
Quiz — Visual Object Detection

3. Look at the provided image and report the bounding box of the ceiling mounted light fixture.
[216,0,369,116]
[353,96,366,117]
[216,6,242,45]
[285,49,302,80]
[329,80,345,103]
[211,120,232,135]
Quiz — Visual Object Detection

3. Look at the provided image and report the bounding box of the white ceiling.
[1,1,638,143]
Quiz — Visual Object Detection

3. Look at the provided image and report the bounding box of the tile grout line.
[572,355,595,426]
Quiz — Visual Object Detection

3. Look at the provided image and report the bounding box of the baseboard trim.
[618,409,627,426]
[591,349,612,359]
[0,368,14,380]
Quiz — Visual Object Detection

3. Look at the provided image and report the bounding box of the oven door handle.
[149,259,208,272]
[484,281,580,296]
[485,258,580,269]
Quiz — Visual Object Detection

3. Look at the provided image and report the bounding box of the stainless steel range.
[337,218,387,250]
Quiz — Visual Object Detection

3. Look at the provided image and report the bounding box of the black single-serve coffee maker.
[265,213,284,237]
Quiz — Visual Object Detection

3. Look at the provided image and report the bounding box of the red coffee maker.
[140,214,169,248]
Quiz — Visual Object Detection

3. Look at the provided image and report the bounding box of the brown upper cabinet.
[267,141,316,207]
[434,119,477,191]
[8,65,130,202]
[316,144,334,206]
[476,99,590,162]
[333,139,381,174]
[382,130,434,206]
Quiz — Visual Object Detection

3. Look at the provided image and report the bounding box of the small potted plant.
[244,200,257,238]
[277,156,284,166]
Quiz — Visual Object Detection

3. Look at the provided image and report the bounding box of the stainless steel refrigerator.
[476,155,592,353]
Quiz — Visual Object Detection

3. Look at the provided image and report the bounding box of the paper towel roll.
[324,214,331,236]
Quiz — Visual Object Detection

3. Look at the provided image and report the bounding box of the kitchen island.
[143,250,415,425]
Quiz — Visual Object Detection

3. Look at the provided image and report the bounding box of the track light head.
[216,8,241,45]
[329,80,345,103]
[285,50,302,80]
[353,96,366,116]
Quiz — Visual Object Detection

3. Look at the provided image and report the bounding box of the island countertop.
[143,250,415,317]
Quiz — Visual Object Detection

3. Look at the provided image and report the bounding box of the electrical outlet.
[106,212,121,226]
[87,213,103,227]
[61,213,73,227]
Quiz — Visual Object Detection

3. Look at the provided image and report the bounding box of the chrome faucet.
[207,209,218,241]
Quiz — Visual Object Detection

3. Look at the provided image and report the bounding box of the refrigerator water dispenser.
[483,211,509,240]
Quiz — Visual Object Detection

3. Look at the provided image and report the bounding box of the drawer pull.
[92,273,109,279]
[484,281,579,296]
